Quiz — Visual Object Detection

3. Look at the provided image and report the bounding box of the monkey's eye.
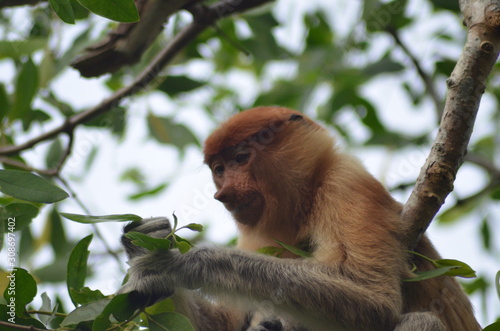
[235,152,250,164]
[213,165,224,176]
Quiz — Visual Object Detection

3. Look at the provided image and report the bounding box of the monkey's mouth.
[226,197,264,225]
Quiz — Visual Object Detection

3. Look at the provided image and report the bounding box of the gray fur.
[119,217,444,331]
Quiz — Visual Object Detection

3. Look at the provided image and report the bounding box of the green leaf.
[275,240,312,258]
[364,0,410,32]
[179,223,204,232]
[70,287,106,305]
[242,13,287,66]
[71,0,90,20]
[484,321,500,331]
[0,39,47,59]
[429,0,460,12]
[362,0,379,22]
[0,170,69,203]
[462,276,488,295]
[84,106,127,138]
[435,59,456,77]
[362,54,404,78]
[480,218,491,251]
[84,146,99,172]
[403,266,455,282]
[147,114,200,152]
[491,187,500,200]
[49,0,75,24]
[438,197,480,224]
[3,268,37,318]
[145,298,176,315]
[39,49,56,88]
[175,240,192,254]
[157,76,204,96]
[147,312,196,331]
[304,11,334,48]
[353,96,385,135]
[125,231,172,251]
[257,246,285,257]
[0,83,10,121]
[495,270,500,301]
[128,183,168,201]
[252,80,305,110]
[33,258,68,283]
[173,213,178,231]
[60,298,110,326]
[3,203,39,233]
[45,139,64,169]
[48,208,70,258]
[21,109,51,132]
[19,227,34,264]
[93,293,141,331]
[76,0,139,23]
[67,234,93,306]
[120,167,145,185]
[434,259,476,278]
[406,251,477,281]
[60,212,142,223]
[11,58,39,120]
[0,217,4,254]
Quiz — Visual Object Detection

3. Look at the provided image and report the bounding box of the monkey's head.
[204,107,336,228]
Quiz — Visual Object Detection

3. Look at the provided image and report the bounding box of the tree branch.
[0,0,44,9]
[0,131,73,176]
[0,0,274,156]
[402,0,500,249]
[0,321,45,331]
[466,152,500,177]
[71,0,195,77]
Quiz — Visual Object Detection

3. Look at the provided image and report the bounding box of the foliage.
[0,0,499,329]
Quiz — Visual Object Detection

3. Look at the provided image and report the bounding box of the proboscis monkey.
[119,107,480,331]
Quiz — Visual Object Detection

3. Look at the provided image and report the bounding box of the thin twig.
[455,177,500,207]
[0,132,73,176]
[386,27,444,119]
[0,321,47,331]
[465,153,500,177]
[56,175,125,272]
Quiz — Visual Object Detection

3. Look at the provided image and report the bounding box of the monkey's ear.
[289,114,303,121]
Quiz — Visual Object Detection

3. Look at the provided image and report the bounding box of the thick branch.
[402,0,500,249]
[0,0,273,156]
[71,0,194,77]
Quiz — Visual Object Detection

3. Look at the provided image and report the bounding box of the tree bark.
[402,0,500,250]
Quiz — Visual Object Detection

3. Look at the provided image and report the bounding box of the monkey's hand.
[121,216,173,259]
[118,217,175,305]
[117,249,178,306]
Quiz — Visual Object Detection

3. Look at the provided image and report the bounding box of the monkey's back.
[402,235,481,331]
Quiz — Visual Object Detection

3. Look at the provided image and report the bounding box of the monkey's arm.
[120,246,401,330]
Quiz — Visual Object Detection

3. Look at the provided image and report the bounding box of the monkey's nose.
[214,186,234,203]
[214,191,226,202]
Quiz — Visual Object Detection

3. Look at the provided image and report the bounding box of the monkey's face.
[208,148,265,225]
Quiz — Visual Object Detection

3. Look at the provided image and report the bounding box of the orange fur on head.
[203,107,337,247]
